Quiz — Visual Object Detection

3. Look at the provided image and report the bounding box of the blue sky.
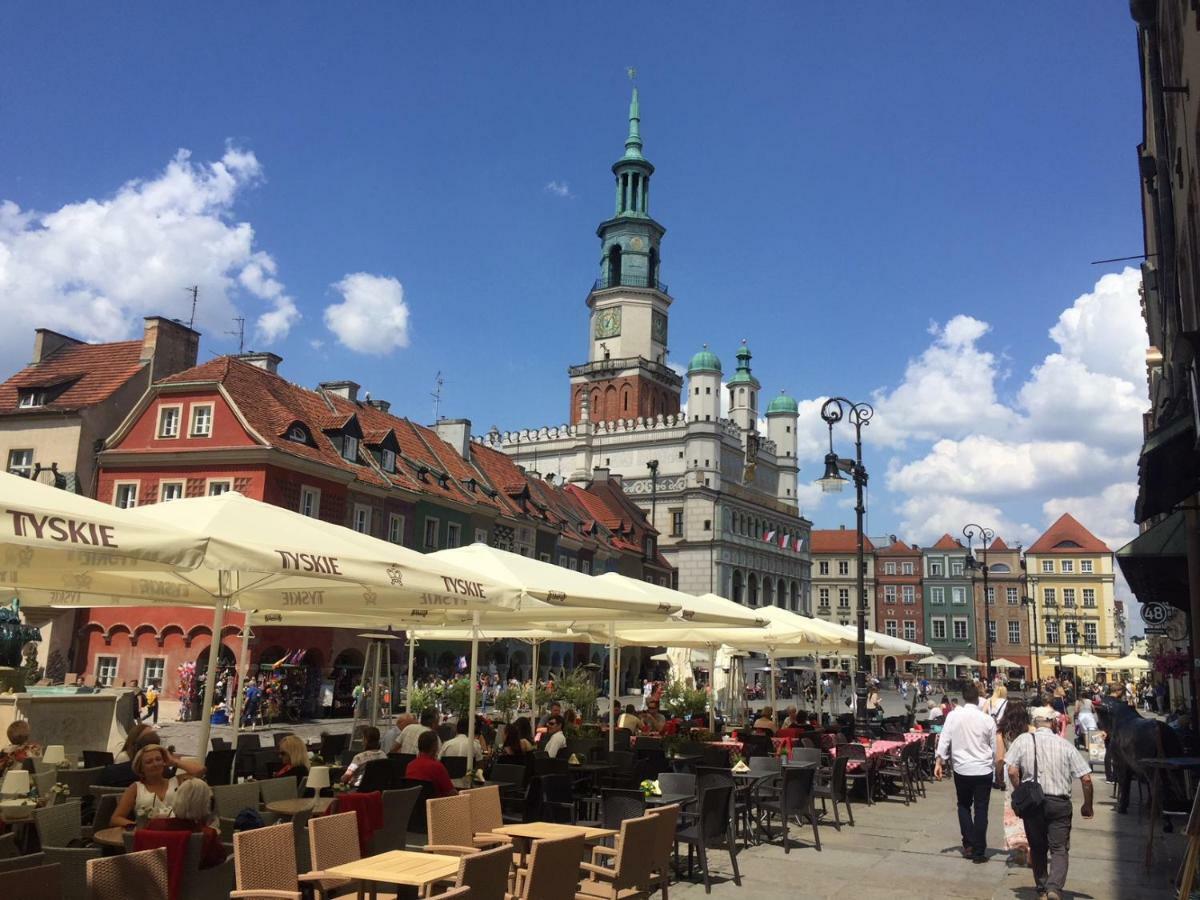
[0,6,1148,568]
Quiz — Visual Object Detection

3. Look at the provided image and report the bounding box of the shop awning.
[1116,510,1190,611]
[1135,414,1199,523]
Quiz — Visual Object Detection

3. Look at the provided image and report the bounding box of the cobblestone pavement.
[668,774,1183,900]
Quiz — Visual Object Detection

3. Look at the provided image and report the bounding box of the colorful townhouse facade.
[922,534,976,672]
[809,528,876,634]
[968,537,1031,674]
[873,537,924,676]
[6,347,673,712]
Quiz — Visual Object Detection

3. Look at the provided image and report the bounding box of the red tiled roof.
[565,483,626,531]
[1027,513,1111,554]
[810,529,876,553]
[988,536,1011,551]
[931,534,962,550]
[874,538,919,555]
[0,339,145,413]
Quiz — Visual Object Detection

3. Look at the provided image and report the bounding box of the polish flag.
[779,533,788,549]
[794,536,805,552]
[764,530,776,542]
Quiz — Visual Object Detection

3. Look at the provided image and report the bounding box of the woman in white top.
[985,685,1009,721]
[112,745,185,826]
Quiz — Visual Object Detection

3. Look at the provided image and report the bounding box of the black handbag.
[1010,734,1045,818]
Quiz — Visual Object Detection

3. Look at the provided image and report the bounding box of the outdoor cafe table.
[92,826,127,849]
[266,796,334,817]
[645,792,693,807]
[324,849,462,891]
[708,736,795,755]
[492,822,616,866]
[828,739,907,770]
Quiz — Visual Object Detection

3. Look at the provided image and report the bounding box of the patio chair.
[788,747,822,768]
[877,741,920,805]
[487,762,527,794]
[838,743,872,804]
[0,862,62,900]
[814,753,854,829]
[91,793,119,832]
[463,784,512,845]
[203,749,236,787]
[213,781,263,820]
[698,745,730,768]
[673,785,740,894]
[442,755,469,781]
[757,764,821,854]
[231,821,301,900]
[258,775,299,805]
[129,830,235,900]
[657,772,696,804]
[42,846,100,900]
[509,833,585,900]
[425,793,480,856]
[397,778,435,834]
[0,851,46,873]
[57,766,105,802]
[695,767,751,847]
[0,832,14,858]
[540,773,578,824]
[305,811,359,899]
[317,732,349,762]
[369,785,423,854]
[34,798,85,848]
[451,843,513,900]
[577,813,658,899]
[253,749,283,781]
[600,788,646,835]
[355,758,393,793]
[87,847,169,900]
[740,734,773,758]
[531,755,567,777]
[210,738,231,752]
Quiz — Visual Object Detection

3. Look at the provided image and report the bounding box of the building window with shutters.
[902,561,914,575]
[818,561,829,575]
[930,587,944,604]
[987,620,997,644]
[1043,587,1057,607]
[189,403,214,437]
[157,405,181,438]
[95,655,119,687]
[1084,622,1097,647]
[1080,560,1094,574]
[884,585,896,604]
[159,481,184,502]
[1045,618,1059,644]
[985,587,995,605]
[1061,560,1074,573]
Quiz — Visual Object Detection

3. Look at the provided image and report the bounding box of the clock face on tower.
[594,307,622,339]
[652,310,668,344]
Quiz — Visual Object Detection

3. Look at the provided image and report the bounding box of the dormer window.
[18,389,46,408]
[380,448,396,473]
[416,466,430,482]
[436,473,449,488]
[341,434,359,462]
[464,478,477,493]
[286,425,310,444]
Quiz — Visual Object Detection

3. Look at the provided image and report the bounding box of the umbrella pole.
[531,640,539,719]
[769,647,777,714]
[196,573,230,760]
[406,631,417,713]
[467,612,480,778]
[608,623,617,753]
[369,640,382,729]
[707,643,716,735]
[231,615,252,737]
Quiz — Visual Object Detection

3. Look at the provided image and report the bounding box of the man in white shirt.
[1006,707,1093,900]
[439,717,476,788]
[934,682,998,863]
[399,708,437,755]
[542,715,567,759]
[382,713,414,755]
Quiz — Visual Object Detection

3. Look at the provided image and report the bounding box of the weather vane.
[627,66,637,82]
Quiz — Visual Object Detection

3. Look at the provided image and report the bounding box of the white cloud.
[0,146,298,369]
[323,273,411,355]
[1042,482,1138,552]
[895,493,1037,548]
[545,180,574,199]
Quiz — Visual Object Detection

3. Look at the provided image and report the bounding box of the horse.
[1097,697,1187,820]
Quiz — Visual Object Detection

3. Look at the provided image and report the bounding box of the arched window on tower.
[608,244,622,287]
[605,385,617,420]
[622,385,631,414]
[591,388,602,420]
[648,247,659,290]
[748,574,759,607]
[732,570,743,605]
[763,577,774,608]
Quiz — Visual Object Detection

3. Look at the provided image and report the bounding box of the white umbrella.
[594,575,764,626]
[1110,652,1150,671]
[948,655,983,667]
[990,657,1022,669]
[917,654,949,665]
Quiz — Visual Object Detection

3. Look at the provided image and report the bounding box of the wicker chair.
[258,776,299,804]
[813,753,854,829]
[213,781,262,818]
[34,798,85,847]
[122,831,235,900]
[369,786,422,854]
[510,833,585,900]
[0,861,62,900]
[600,789,645,833]
[305,811,359,899]
[0,832,15,858]
[57,767,105,801]
[577,813,658,899]
[673,785,740,894]
[427,793,505,856]
[87,847,169,900]
[92,793,120,832]
[452,843,513,900]
[82,751,114,769]
[231,821,301,900]
[464,784,506,839]
[644,803,681,900]
[43,846,102,900]
[0,851,45,872]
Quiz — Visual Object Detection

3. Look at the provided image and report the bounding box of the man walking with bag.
[1005,706,1094,900]
[934,681,998,863]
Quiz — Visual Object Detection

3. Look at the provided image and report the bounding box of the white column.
[195,572,230,760]
[406,632,417,712]
[230,616,253,736]
[466,612,480,769]
[608,623,617,752]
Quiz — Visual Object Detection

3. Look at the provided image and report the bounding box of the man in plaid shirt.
[1006,707,1094,900]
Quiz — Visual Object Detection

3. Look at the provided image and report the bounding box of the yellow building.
[1025,514,1121,673]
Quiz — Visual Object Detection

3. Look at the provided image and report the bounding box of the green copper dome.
[766,392,799,415]
[687,345,722,375]
[725,341,759,387]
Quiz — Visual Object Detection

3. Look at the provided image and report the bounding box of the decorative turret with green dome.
[727,341,760,434]
[767,392,799,415]
[688,345,722,375]
[726,342,761,388]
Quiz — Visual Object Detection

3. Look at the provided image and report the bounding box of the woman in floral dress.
[995,700,1032,865]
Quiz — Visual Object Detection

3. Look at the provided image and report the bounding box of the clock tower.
[569,87,682,426]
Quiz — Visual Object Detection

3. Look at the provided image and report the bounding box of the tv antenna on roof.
[432,372,446,421]
[184,286,199,329]
[227,317,246,354]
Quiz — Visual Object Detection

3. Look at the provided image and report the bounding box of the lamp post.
[1021,566,1041,687]
[646,459,659,553]
[815,397,873,738]
[963,524,994,682]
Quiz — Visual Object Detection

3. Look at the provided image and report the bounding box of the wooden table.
[324,849,462,890]
[493,822,617,866]
[92,826,128,849]
[265,796,334,817]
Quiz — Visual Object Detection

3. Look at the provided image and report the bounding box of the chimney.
[32,328,82,364]
[235,351,283,374]
[142,317,200,380]
[319,380,360,402]
[366,398,392,413]
[592,466,610,481]
[434,418,472,461]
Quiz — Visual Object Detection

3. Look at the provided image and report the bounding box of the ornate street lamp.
[1020,562,1041,686]
[816,397,873,737]
[963,524,994,681]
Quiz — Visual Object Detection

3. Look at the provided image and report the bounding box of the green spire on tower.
[624,87,644,161]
